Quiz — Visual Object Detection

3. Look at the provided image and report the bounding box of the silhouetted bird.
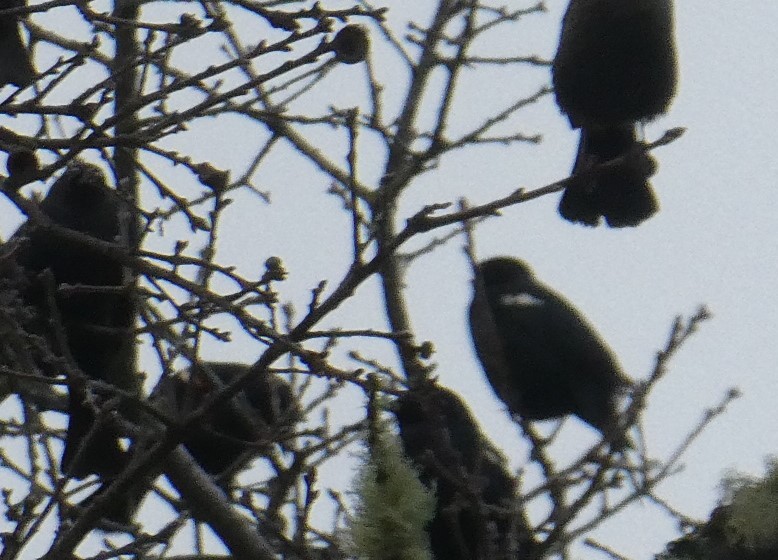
[5,148,39,187]
[158,362,298,478]
[330,24,369,64]
[6,163,135,478]
[659,505,778,560]
[395,382,536,560]
[85,362,298,526]
[469,257,631,444]
[0,1,35,88]
[552,0,678,227]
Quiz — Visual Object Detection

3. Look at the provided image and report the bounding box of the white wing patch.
[500,292,544,308]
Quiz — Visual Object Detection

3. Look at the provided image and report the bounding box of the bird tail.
[0,21,35,89]
[62,389,126,479]
[559,125,659,228]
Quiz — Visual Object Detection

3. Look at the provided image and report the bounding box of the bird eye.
[500,293,544,308]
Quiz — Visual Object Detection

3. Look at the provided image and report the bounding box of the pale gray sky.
[1,1,776,558]
[396,2,778,557]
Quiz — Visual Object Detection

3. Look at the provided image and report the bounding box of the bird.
[330,24,369,65]
[4,163,136,479]
[158,362,298,479]
[394,382,536,560]
[552,0,678,227]
[82,362,298,527]
[5,148,39,187]
[468,257,631,444]
[0,0,35,89]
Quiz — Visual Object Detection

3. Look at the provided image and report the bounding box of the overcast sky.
[316,1,778,557]
[2,1,776,558]
[205,1,778,555]
[396,1,778,557]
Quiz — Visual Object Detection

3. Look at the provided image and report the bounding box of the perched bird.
[157,362,298,478]
[330,24,369,64]
[468,257,631,444]
[395,382,536,560]
[0,1,35,88]
[552,0,678,227]
[5,163,135,479]
[5,148,39,187]
[84,362,298,526]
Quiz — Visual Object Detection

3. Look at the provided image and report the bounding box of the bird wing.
[487,284,628,421]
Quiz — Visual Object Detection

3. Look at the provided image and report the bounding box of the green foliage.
[723,456,778,549]
[656,457,778,560]
[348,428,435,560]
